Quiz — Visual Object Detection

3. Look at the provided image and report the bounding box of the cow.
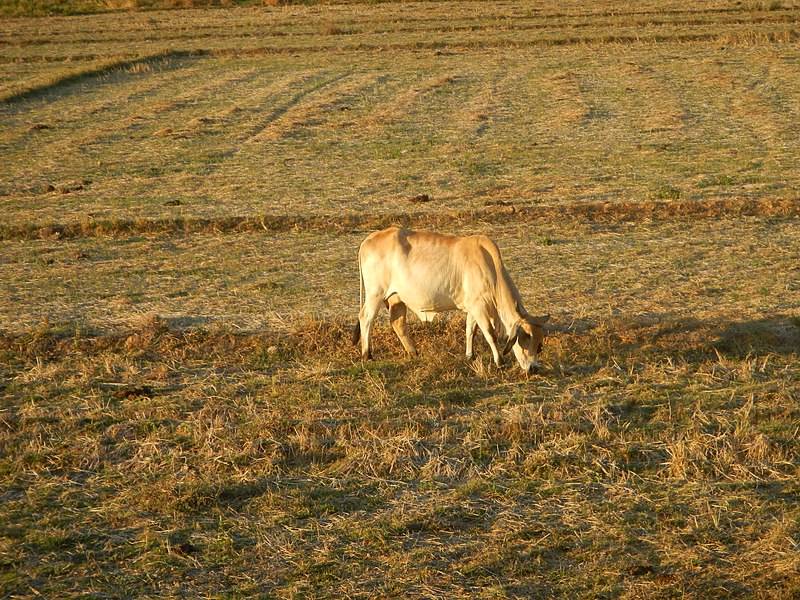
[351,226,549,374]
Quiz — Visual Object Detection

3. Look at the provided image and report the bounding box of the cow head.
[503,314,550,374]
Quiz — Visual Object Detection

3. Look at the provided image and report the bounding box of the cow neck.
[494,267,526,335]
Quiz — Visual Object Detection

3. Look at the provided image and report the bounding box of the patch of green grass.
[652,185,683,200]
[697,174,736,188]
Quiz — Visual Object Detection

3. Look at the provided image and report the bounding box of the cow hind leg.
[358,293,383,360]
[388,295,418,357]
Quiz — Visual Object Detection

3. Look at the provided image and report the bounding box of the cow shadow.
[346,312,797,380]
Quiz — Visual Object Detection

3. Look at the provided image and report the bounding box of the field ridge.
[1,196,798,241]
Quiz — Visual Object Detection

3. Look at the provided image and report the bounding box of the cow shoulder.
[361,226,402,255]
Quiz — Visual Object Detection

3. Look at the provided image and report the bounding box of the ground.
[1,1,800,597]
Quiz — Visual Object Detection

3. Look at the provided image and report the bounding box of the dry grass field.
[2,1,800,597]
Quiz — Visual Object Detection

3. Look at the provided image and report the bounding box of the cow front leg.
[465,312,477,360]
[473,312,502,367]
[388,296,418,357]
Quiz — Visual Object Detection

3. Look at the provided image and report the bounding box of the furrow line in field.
[2,197,797,242]
[3,5,787,39]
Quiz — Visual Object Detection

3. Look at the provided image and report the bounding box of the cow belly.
[387,285,460,322]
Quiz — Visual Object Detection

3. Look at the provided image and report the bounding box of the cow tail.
[351,248,363,346]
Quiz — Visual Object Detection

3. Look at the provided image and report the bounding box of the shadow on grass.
[713,316,800,356]
[645,314,800,357]
[538,312,799,381]
[563,313,799,356]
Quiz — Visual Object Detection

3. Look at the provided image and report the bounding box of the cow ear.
[532,314,550,325]
[502,322,520,355]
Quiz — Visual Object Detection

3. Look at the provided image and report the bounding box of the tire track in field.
[245,72,386,144]
[455,69,516,141]
[352,72,465,129]
[610,62,686,135]
[1,63,267,197]
[726,61,800,156]
[540,70,593,129]
[1,57,197,148]
[2,197,797,242]
[175,70,358,177]
[1,57,202,158]
[240,71,353,143]
[671,56,799,185]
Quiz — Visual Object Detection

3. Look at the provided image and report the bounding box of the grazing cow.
[351,227,549,374]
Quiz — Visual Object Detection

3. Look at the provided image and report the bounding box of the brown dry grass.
[2,305,799,597]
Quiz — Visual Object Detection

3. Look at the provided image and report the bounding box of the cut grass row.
[3,0,795,16]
